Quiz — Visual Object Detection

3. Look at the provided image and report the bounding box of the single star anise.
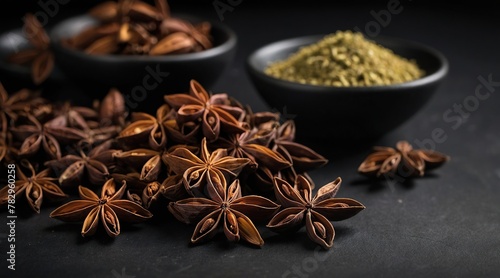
[164,137,251,199]
[50,178,153,238]
[10,114,62,159]
[169,179,280,246]
[357,140,449,178]
[52,102,99,129]
[0,160,66,213]
[8,14,54,84]
[0,83,43,134]
[45,141,117,187]
[43,114,88,146]
[48,102,121,146]
[267,176,365,249]
[165,80,246,142]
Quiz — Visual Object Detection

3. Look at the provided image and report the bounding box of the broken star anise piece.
[358,140,449,178]
[267,176,365,249]
[50,178,152,238]
[8,14,54,85]
[169,179,280,247]
[0,160,66,213]
[164,137,251,199]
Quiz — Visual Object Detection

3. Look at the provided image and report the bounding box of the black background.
[1,1,500,277]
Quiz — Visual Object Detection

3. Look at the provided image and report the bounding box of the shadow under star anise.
[350,172,441,192]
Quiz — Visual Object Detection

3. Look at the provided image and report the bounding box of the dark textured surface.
[1,1,500,277]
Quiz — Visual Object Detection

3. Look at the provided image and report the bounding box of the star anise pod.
[273,121,328,173]
[10,114,62,159]
[243,165,276,195]
[45,140,118,187]
[0,83,43,134]
[8,14,54,84]
[142,181,162,209]
[98,88,127,127]
[164,137,251,199]
[267,176,365,249]
[357,140,449,178]
[156,0,213,54]
[0,160,66,213]
[114,144,195,183]
[76,1,159,55]
[89,2,119,22]
[244,107,280,130]
[52,102,99,129]
[112,172,148,192]
[169,179,279,246]
[115,148,158,173]
[50,179,153,237]
[212,128,291,171]
[64,22,120,52]
[43,114,88,146]
[159,174,189,201]
[164,119,200,145]
[0,133,19,163]
[68,0,212,55]
[117,104,171,150]
[48,102,121,146]
[165,80,246,142]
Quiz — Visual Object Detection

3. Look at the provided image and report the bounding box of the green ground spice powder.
[264,31,425,87]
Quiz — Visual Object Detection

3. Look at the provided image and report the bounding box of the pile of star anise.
[65,0,213,55]
[0,80,365,249]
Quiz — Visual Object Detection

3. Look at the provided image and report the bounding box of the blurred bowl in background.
[0,28,66,94]
[246,35,448,146]
[50,14,237,113]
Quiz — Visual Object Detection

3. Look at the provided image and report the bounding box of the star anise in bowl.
[49,1,237,111]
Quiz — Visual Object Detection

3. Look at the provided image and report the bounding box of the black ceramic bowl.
[50,15,237,112]
[247,35,448,144]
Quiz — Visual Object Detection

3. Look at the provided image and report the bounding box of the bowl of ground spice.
[247,31,448,145]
